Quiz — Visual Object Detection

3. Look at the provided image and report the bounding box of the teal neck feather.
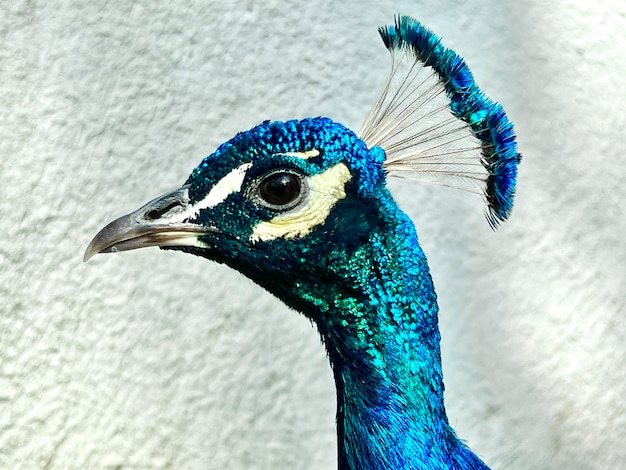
[224,178,489,469]
[178,118,491,469]
[311,200,487,469]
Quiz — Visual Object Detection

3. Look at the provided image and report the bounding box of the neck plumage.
[300,204,489,470]
[227,193,489,469]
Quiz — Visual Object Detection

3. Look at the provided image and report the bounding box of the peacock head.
[85,15,521,316]
[84,118,392,302]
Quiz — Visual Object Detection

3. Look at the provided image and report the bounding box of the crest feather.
[360,16,521,227]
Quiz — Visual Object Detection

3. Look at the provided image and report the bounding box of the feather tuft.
[361,15,521,227]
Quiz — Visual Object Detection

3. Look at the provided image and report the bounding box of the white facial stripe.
[165,162,253,223]
[250,162,352,242]
[196,162,253,210]
[281,149,320,160]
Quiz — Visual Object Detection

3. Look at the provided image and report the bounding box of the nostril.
[145,201,182,220]
[146,209,161,220]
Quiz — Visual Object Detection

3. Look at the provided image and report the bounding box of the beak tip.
[83,240,99,263]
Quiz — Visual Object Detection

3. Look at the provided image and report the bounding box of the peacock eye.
[255,170,306,211]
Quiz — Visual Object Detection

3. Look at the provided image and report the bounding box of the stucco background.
[1,0,624,468]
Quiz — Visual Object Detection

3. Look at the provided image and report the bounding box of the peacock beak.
[83,185,213,262]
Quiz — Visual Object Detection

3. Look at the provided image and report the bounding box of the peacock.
[85,16,520,470]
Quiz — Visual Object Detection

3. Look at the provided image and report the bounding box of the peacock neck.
[227,192,489,469]
[299,204,488,469]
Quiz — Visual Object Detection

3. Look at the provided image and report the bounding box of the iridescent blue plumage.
[173,118,490,468]
[85,16,521,470]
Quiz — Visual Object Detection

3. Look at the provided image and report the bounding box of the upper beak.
[83,185,212,262]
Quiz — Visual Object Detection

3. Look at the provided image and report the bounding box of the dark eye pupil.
[259,173,301,207]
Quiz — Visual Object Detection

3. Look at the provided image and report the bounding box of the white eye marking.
[281,149,320,160]
[196,162,253,210]
[250,162,352,242]
[165,162,252,223]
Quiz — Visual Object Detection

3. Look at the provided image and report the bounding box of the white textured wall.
[2,1,624,468]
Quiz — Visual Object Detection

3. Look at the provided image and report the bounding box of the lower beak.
[83,185,212,262]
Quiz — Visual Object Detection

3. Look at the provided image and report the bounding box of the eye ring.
[250,169,307,211]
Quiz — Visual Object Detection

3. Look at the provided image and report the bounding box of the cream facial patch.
[250,162,352,242]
